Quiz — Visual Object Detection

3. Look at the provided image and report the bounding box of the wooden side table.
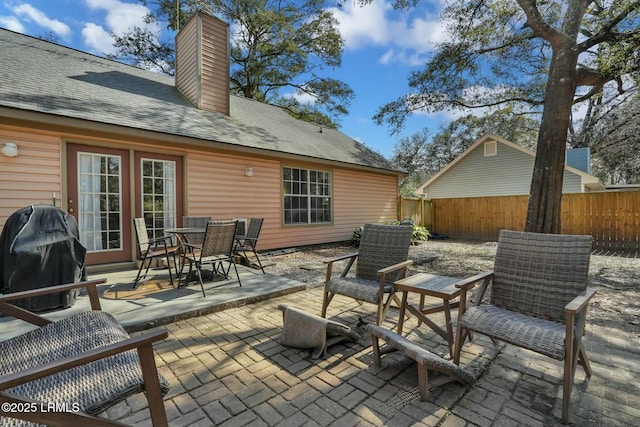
[394,273,461,358]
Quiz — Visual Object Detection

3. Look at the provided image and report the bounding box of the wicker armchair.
[0,279,170,426]
[453,230,596,424]
[321,223,413,325]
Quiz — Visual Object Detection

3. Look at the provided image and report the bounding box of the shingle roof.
[0,28,396,173]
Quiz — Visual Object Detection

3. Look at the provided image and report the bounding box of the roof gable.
[416,133,603,195]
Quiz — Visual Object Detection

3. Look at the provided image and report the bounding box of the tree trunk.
[525,46,580,234]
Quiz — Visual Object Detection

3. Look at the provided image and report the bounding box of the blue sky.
[0,0,463,158]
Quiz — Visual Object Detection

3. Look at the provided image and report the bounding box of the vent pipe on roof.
[175,11,230,115]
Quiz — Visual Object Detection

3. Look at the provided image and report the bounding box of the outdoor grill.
[0,204,87,311]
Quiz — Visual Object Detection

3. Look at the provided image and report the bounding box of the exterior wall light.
[244,167,254,177]
[2,143,18,157]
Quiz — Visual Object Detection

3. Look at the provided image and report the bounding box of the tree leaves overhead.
[114,0,354,127]
[368,0,639,134]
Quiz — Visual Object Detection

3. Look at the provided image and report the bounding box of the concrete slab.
[0,265,305,340]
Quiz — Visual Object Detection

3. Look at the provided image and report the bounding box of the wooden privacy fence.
[399,191,640,253]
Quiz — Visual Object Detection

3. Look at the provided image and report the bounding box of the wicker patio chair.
[132,218,179,289]
[0,279,170,427]
[234,217,265,273]
[453,230,596,424]
[321,223,413,325]
[179,220,241,296]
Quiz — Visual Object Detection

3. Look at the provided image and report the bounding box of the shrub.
[351,222,430,247]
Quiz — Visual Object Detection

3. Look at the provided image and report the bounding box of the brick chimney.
[175,12,230,115]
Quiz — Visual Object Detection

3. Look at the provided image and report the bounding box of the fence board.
[399,191,640,253]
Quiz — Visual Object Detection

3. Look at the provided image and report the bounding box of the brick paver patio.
[102,286,639,426]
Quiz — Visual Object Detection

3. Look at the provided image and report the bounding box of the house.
[0,12,402,267]
[415,134,604,199]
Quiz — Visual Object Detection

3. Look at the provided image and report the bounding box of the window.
[141,159,176,239]
[283,166,332,225]
[77,153,122,252]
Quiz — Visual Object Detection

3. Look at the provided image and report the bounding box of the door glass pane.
[77,152,122,252]
[141,158,176,239]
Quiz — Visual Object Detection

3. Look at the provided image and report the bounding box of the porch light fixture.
[244,167,254,177]
[2,143,18,157]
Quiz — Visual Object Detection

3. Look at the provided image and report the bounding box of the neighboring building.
[415,134,604,199]
[0,13,402,267]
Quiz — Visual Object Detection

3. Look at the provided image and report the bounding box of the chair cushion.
[325,277,393,304]
[459,304,566,360]
[0,311,170,424]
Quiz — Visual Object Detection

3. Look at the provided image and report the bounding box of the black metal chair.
[234,218,265,273]
[321,223,413,325]
[132,218,179,288]
[180,220,241,296]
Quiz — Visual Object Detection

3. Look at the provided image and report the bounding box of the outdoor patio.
[2,261,638,426]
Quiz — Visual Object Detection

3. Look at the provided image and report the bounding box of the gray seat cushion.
[0,311,170,426]
[325,277,393,304]
[459,304,566,359]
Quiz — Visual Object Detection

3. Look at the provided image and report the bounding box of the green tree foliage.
[109,14,175,75]
[113,0,354,127]
[364,0,639,233]
[390,129,431,195]
[588,88,640,184]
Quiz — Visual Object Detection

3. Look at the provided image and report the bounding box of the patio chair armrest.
[565,287,597,315]
[324,252,359,282]
[377,260,413,277]
[0,279,107,325]
[454,271,493,291]
[0,329,168,390]
[455,271,494,313]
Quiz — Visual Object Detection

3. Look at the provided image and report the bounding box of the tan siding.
[175,15,199,106]
[1,127,401,252]
[200,15,229,115]
[185,152,282,249]
[175,12,229,115]
[0,130,61,224]
[184,153,399,250]
[334,169,398,226]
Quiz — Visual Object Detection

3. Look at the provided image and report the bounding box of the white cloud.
[83,0,158,55]
[0,15,24,33]
[330,0,448,65]
[330,0,392,50]
[10,3,71,38]
[283,90,318,105]
[81,22,115,55]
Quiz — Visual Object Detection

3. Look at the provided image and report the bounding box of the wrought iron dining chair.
[321,223,413,325]
[234,217,265,273]
[453,230,596,424]
[180,220,241,296]
[132,218,179,288]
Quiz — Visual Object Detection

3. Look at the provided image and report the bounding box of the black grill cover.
[0,205,87,311]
